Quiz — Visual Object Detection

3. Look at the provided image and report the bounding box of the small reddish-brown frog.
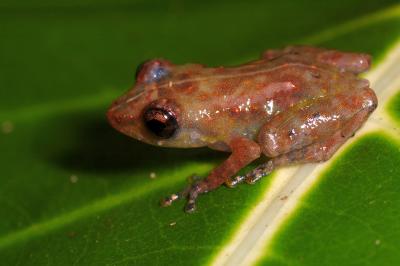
[107,46,377,212]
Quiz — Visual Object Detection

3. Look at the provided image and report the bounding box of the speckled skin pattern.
[107,46,377,212]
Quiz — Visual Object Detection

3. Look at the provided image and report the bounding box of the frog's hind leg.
[317,50,371,74]
[288,46,372,74]
[262,46,371,74]
[227,87,377,186]
[243,121,361,185]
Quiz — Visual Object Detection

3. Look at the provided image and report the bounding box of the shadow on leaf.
[36,108,225,175]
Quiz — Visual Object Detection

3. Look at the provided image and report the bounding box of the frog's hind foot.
[226,160,275,187]
[225,175,246,188]
[244,160,274,184]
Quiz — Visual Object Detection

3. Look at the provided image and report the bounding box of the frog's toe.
[183,182,205,213]
[160,174,204,211]
[184,199,196,213]
[188,174,202,183]
[245,174,264,185]
[244,160,274,184]
[225,175,246,188]
[225,161,274,187]
[160,193,180,207]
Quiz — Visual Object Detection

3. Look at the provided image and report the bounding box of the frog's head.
[107,59,208,148]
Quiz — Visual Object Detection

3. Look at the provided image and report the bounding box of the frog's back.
[168,53,364,106]
[158,51,369,143]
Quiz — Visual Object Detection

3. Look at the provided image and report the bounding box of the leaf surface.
[1,1,400,265]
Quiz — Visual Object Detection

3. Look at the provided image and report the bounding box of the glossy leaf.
[387,91,400,124]
[1,1,400,265]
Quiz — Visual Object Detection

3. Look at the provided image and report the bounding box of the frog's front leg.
[161,137,261,213]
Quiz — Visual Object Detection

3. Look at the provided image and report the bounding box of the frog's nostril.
[107,107,136,128]
[106,106,124,126]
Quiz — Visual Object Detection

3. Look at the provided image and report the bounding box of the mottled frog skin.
[107,46,377,212]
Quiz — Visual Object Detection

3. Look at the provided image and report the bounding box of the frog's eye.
[135,59,171,83]
[143,107,178,138]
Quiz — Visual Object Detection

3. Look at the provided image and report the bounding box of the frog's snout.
[106,106,119,129]
[106,101,135,130]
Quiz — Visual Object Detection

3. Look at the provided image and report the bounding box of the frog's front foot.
[160,175,207,213]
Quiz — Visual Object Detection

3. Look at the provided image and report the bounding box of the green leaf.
[1,1,400,265]
[387,91,400,125]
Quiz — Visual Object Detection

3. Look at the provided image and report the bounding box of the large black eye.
[143,108,178,138]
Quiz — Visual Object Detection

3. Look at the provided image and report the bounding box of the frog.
[107,46,377,213]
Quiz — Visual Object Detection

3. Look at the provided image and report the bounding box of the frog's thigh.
[258,88,377,158]
[258,106,342,158]
[277,107,372,165]
[244,129,349,185]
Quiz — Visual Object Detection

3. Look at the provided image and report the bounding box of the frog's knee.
[257,128,284,158]
[363,87,378,112]
[355,87,378,113]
